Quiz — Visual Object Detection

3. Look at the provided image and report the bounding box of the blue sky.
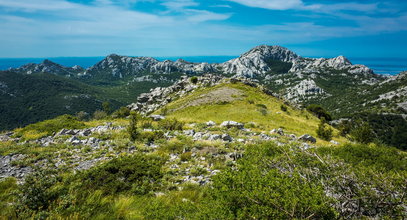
[0,0,406,58]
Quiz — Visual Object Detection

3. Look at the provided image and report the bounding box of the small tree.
[280,105,288,112]
[93,110,108,120]
[112,106,130,118]
[102,101,111,114]
[75,111,89,121]
[350,120,374,144]
[338,120,352,137]
[190,76,198,84]
[316,120,333,141]
[128,112,138,141]
[306,104,332,121]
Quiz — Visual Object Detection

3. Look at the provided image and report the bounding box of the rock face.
[284,79,327,101]
[220,45,299,78]
[83,54,217,78]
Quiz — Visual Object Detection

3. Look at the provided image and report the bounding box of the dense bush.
[112,106,130,118]
[316,121,333,141]
[196,143,337,219]
[158,118,184,130]
[317,143,406,172]
[93,110,108,120]
[306,104,332,121]
[138,130,165,143]
[102,101,111,114]
[75,155,164,195]
[75,111,90,121]
[280,104,288,112]
[16,170,59,213]
[349,120,374,144]
[190,76,198,84]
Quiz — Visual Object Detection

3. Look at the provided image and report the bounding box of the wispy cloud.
[161,0,198,11]
[228,0,303,10]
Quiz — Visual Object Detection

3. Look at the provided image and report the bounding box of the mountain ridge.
[2,45,406,133]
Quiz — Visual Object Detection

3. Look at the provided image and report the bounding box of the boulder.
[220,121,244,129]
[270,128,284,136]
[66,136,81,145]
[208,134,221,141]
[330,140,339,145]
[221,134,233,142]
[298,134,316,143]
[150,115,165,121]
[206,121,216,126]
[183,129,195,136]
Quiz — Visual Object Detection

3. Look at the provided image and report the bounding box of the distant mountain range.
[1,45,406,131]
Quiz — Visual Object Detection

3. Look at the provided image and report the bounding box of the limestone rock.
[220,121,244,129]
[298,134,317,143]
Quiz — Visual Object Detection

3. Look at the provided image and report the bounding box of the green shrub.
[75,111,90,121]
[128,112,138,141]
[76,154,164,195]
[140,119,153,129]
[190,76,198,84]
[158,118,184,130]
[195,143,337,219]
[138,131,164,143]
[337,120,352,137]
[350,120,374,144]
[102,102,112,114]
[180,152,192,161]
[112,107,130,118]
[16,170,58,213]
[93,110,108,120]
[306,104,332,121]
[280,104,288,112]
[317,143,406,172]
[316,121,333,141]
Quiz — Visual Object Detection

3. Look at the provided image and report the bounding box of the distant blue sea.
[0,56,405,75]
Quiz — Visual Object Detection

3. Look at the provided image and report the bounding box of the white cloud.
[0,0,76,11]
[161,0,198,11]
[228,0,379,13]
[228,0,303,10]
[185,9,231,22]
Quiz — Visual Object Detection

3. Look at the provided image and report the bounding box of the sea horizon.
[0,56,406,75]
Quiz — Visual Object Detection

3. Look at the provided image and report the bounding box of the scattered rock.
[150,115,166,121]
[298,134,317,143]
[206,121,216,126]
[220,121,244,129]
[221,134,233,142]
[330,140,339,145]
[271,128,284,136]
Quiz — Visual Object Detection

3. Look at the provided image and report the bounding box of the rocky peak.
[241,45,299,63]
[10,59,83,76]
[220,45,300,77]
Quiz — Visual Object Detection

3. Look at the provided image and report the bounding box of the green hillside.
[0,71,171,131]
[0,79,405,219]
[157,81,346,145]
